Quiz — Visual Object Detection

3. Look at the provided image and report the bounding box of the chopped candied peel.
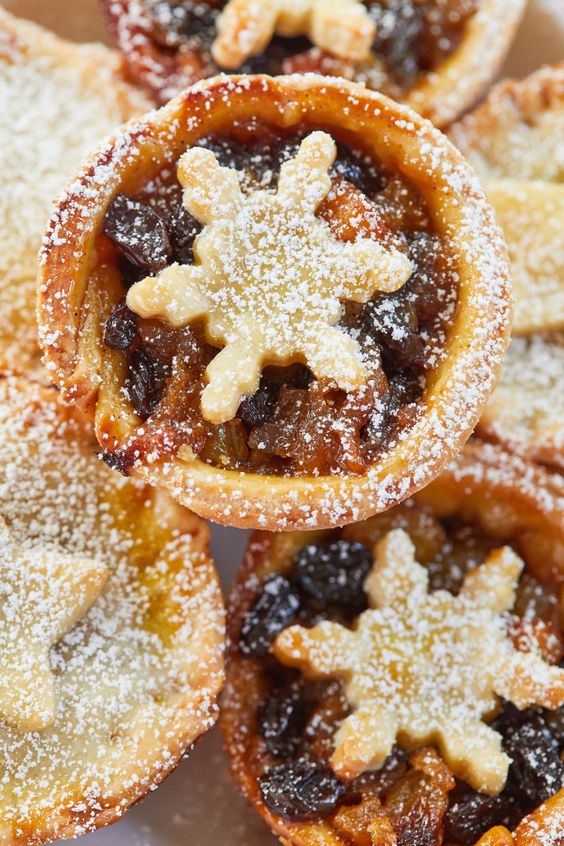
[0,517,108,732]
[274,528,564,796]
[211,0,376,69]
[127,132,412,425]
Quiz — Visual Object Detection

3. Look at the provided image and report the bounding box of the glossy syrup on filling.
[146,0,480,95]
[232,505,564,844]
[100,122,457,476]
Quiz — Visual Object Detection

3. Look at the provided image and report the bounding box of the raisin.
[361,292,425,371]
[126,348,170,419]
[149,0,218,46]
[545,706,564,745]
[368,0,426,85]
[104,194,171,272]
[238,380,279,427]
[294,540,373,616]
[101,450,132,475]
[259,760,347,821]
[104,301,137,350]
[259,683,308,759]
[240,36,311,76]
[167,202,201,264]
[406,232,449,326]
[503,713,564,807]
[445,792,518,845]
[118,256,147,290]
[282,364,314,389]
[332,144,387,197]
[239,575,300,657]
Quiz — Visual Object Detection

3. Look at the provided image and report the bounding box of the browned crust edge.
[221,441,564,846]
[1,376,226,846]
[100,0,526,126]
[448,62,564,170]
[37,73,512,531]
[405,0,526,126]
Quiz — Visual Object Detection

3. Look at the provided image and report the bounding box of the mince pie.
[222,440,564,846]
[37,75,511,531]
[101,0,525,125]
[0,8,148,379]
[0,375,224,843]
[450,65,564,471]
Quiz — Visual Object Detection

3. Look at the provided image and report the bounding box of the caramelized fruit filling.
[234,505,564,843]
[146,0,479,94]
[100,124,457,476]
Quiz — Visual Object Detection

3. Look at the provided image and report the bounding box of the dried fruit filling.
[235,505,564,843]
[146,0,479,94]
[101,125,457,476]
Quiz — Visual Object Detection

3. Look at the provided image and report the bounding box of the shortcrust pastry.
[37,75,511,531]
[0,376,224,844]
[0,9,148,379]
[102,0,525,125]
[450,65,564,471]
[222,441,564,846]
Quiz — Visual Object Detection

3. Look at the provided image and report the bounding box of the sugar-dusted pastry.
[449,63,564,183]
[0,9,149,378]
[38,75,511,531]
[450,65,564,471]
[0,376,224,844]
[222,441,564,846]
[101,0,525,125]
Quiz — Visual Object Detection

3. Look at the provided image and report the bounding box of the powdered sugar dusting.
[450,66,564,471]
[38,75,511,530]
[0,377,224,839]
[449,63,564,182]
[479,333,564,470]
[0,8,147,375]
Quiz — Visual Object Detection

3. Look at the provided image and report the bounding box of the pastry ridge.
[0,375,225,845]
[38,74,512,531]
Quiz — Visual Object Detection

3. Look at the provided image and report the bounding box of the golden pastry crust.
[403,0,526,128]
[102,0,525,126]
[478,333,564,472]
[0,8,149,381]
[37,74,512,531]
[0,375,225,845]
[221,440,564,846]
[450,65,564,472]
[449,63,564,183]
[484,180,564,336]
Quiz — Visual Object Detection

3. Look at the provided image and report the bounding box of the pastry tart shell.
[450,64,564,472]
[449,62,564,183]
[403,0,526,128]
[0,376,225,845]
[101,0,525,127]
[0,8,149,381]
[38,74,512,531]
[221,440,564,846]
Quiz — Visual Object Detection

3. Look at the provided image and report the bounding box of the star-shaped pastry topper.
[211,0,376,69]
[273,528,564,796]
[127,132,412,424]
[0,518,108,732]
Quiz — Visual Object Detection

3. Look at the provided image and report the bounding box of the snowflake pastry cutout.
[211,0,376,69]
[0,518,108,731]
[127,132,412,424]
[274,528,564,795]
